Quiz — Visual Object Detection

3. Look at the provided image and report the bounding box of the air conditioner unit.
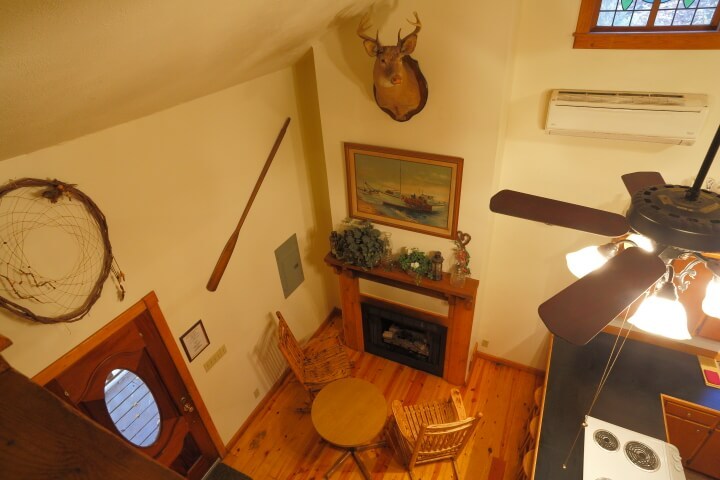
[545,89,709,145]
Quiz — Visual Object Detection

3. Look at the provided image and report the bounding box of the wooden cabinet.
[662,395,720,479]
[690,428,720,477]
[665,399,719,427]
[665,413,711,461]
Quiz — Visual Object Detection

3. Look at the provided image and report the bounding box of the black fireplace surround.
[362,303,447,377]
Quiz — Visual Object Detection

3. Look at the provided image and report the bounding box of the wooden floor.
[224,316,544,480]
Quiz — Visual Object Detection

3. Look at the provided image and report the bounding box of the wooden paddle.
[206,117,291,292]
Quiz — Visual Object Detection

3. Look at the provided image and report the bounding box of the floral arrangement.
[453,231,471,275]
[397,247,432,284]
[329,219,385,269]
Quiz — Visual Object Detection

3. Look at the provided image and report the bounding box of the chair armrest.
[449,388,467,420]
[391,400,415,442]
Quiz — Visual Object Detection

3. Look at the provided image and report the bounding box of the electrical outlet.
[203,344,227,372]
[253,388,260,399]
[481,339,489,348]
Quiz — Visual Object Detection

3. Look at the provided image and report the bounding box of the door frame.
[32,291,226,458]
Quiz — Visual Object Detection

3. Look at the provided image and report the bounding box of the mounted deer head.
[357,12,428,122]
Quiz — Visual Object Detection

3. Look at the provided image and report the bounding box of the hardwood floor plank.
[224,317,544,480]
[488,456,507,480]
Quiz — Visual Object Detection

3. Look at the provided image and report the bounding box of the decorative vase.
[451,230,471,287]
[450,265,467,287]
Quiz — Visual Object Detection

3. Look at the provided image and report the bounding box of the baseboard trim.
[224,307,340,452]
[473,350,545,377]
[224,368,291,452]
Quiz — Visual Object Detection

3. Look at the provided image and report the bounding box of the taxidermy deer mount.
[357,12,428,122]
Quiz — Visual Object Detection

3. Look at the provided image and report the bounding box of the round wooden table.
[311,378,387,479]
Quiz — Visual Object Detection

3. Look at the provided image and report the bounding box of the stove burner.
[624,441,661,471]
[593,430,619,451]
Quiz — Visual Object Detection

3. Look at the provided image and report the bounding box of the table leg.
[351,450,372,480]
[324,441,387,479]
[325,450,351,479]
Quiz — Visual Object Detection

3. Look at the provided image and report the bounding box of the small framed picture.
[180,320,210,362]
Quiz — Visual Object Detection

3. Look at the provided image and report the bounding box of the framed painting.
[179,319,210,362]
[344,143,463,238]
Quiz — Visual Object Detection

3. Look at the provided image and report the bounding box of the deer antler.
[397,11,421,43]
[357,13,381,46]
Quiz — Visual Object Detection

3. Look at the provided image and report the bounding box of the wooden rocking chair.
[275,311,352,400]
[386,388,480,480]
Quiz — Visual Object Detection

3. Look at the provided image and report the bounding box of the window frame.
[574,0,720,49]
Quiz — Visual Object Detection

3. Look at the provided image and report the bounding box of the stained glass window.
[596,0,719,28]
[575,0,720,49]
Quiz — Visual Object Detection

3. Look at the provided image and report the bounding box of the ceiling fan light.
[626,233,655,252]
[628,294,691,340]
[702,276,720,319]
[566,245,611,278]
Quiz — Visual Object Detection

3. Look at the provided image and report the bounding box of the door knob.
[180,396,195,413]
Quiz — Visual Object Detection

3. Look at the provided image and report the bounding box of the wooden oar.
[206,117,291,292]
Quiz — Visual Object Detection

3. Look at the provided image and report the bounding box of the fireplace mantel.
[324,253,478,385]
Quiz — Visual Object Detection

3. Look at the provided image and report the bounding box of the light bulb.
[626,233,654,252]
[628,292,691,340]
[702,276,720,319]
[566,245,609,278]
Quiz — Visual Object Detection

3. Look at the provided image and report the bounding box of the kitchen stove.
[583,416,686,480]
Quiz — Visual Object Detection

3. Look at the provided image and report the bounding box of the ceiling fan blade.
[621,172,666,195]
[538,248,666,345]
[489,190,629,237]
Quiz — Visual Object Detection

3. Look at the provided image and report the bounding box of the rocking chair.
[386,388,480,480]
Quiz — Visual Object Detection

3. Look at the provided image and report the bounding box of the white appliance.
[545,89,709,145]
[583,416,686,480]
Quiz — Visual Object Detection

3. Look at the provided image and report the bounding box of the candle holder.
[431,251,444,281]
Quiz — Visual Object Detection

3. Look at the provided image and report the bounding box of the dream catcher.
[0,178,125,323]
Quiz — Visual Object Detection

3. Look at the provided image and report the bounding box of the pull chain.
[561,303,637,469]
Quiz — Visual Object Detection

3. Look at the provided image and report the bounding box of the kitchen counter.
[534,332,720,480]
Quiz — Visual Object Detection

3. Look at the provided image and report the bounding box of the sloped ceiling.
[0,0,376,161]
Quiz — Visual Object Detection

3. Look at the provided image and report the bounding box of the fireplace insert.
[362,303,447,377]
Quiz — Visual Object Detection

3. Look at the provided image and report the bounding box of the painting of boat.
[344,143,463,238]
[371,185,446,213]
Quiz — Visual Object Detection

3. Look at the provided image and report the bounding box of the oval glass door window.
[104,368,161,447]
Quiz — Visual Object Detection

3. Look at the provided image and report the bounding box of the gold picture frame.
[344,143,463,238]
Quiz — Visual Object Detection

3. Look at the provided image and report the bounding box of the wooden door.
[665,414,712,463]
[35,293,221,480]
[688,428,720,479]
[1,359,183,480]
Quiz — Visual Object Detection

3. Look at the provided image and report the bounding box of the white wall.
[3,3,719,448]
[481,0,720,368]
[316,0,720,370]
[0,66,335,443]
[313,0,521,356]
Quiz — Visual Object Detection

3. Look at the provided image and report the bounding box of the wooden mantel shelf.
[324,253,479,385]
[324,254,479,306]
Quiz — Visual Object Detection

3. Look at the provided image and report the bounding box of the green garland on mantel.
[329,220,385,269]
[397,248,432,284]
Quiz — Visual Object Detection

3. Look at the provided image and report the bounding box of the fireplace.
[325,253,478,385]
[362,303,447,377]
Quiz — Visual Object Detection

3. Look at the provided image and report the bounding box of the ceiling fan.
[489,123,720,345]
